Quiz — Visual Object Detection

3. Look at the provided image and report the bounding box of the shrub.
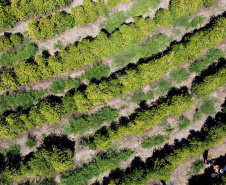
[81,62,110,81]
[60,149,135,185]
[104,11,126,34]
[192,66,226,98]
[165,125,174,135]
[130,89,154,103]
[0,33,23,52]
[53,40,63,50]
[194,109,202,121]
[25,135,36,148]
[141,135,165,148]
[201,99,216,116]
[203,0,216,7]
[170,0,203,18]
[190,16,206,27]
[156,79,173,96]
[187,160,205,176]
[128,0,161,17]
[49,78,80,94]
[178,117,190,130]
[0,43,38,66]
[0,90,46,114]
[154,9,173,28]
[189,48,224,74]
[67,107,119,135]
[170,68,190,84]
[173,15,190,30]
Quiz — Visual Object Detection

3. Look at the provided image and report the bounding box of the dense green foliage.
[0,142,74,184]
[190,16,206,27]
[104,12,127,34]
[60,149,135,185]
[187,160,205,176]
[189,48,224,74]
[178,117,191,130]
[201,99,217,116]
[81,62,110,81]
[192,66,226,98]
[0,15,225,139]
[0,0,73,29]
[27,0,134,40]
[91,92,194,149]
[66,107,119,135]
[130,89,154,103]
[49,78,80,94]
[113,34,172,68]
[0,33,23,52]
[194,108,203,121]
[154,8,173,28]
[169,0,214,18]
[141,134,165,148]
[0,42,38,66]
[128,0,160,17]
[0,90,46,114]
[107,109,226,184]
[0,16,156,91]
[25,135,36,148]
[170,68,190,84]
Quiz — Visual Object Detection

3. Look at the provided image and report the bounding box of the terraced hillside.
[1,0,226,184]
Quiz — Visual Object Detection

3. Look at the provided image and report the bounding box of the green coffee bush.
[154,8,173,28]
[141,135,165,148]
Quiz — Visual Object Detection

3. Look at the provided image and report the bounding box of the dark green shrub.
[25,135,36,148]
[49,78,80,94]
[53,40,63,50]
[192,66,226,98]
[131,89,154,103]
[104,12,126,34]
[154,8,173,28]
[189,48,224,74]
[0,43,38,66]
[31,178,56,185]
[203,0,216,7]
[178,117,190,130]
[81,62,110,81]
[60,149,135,185]
[194,109,202,121]
[165,125,174,135]
[67,107,119,135]
[170,68,190,84]
[141,135,165,148]
[187,160,205,176]
[156,79,173,95]
[201,99,216,116]
[0,90,46,114]
[128,0,160,17]
[190,16,206,27]
[173,15,190,30]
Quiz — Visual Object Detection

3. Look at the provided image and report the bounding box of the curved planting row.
[103,106,226,184]
[0,14,226,139]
